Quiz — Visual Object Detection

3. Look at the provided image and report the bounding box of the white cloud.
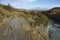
[20,0,37,2]
[1,0,37,3]
[10,0,37,9]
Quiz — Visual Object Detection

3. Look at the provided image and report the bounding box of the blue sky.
[0,0,60,9]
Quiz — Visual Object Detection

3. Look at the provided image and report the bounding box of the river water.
[48,21,60,40]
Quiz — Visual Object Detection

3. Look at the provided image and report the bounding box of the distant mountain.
[32,6,49,10]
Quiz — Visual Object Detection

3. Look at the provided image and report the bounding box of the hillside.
[0,4,51,40]
[43,7,60,23]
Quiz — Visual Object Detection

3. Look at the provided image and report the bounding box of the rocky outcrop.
[0,4,50,40]
[0,16,49,40]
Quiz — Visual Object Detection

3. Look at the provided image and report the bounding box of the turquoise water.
[49,21,60,40]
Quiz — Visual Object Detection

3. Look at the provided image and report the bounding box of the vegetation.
[0,4,60,40]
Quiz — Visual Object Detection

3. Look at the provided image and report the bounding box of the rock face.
[0,4,50,40]
[0,16,49,40]
[4,17,23,31]
[3,17,31,40]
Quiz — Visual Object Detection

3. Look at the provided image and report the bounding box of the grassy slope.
[0,4,49,40]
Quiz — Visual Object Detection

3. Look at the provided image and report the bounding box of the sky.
[0,0,60,9]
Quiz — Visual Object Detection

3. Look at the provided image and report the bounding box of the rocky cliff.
[0,4,51,40]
